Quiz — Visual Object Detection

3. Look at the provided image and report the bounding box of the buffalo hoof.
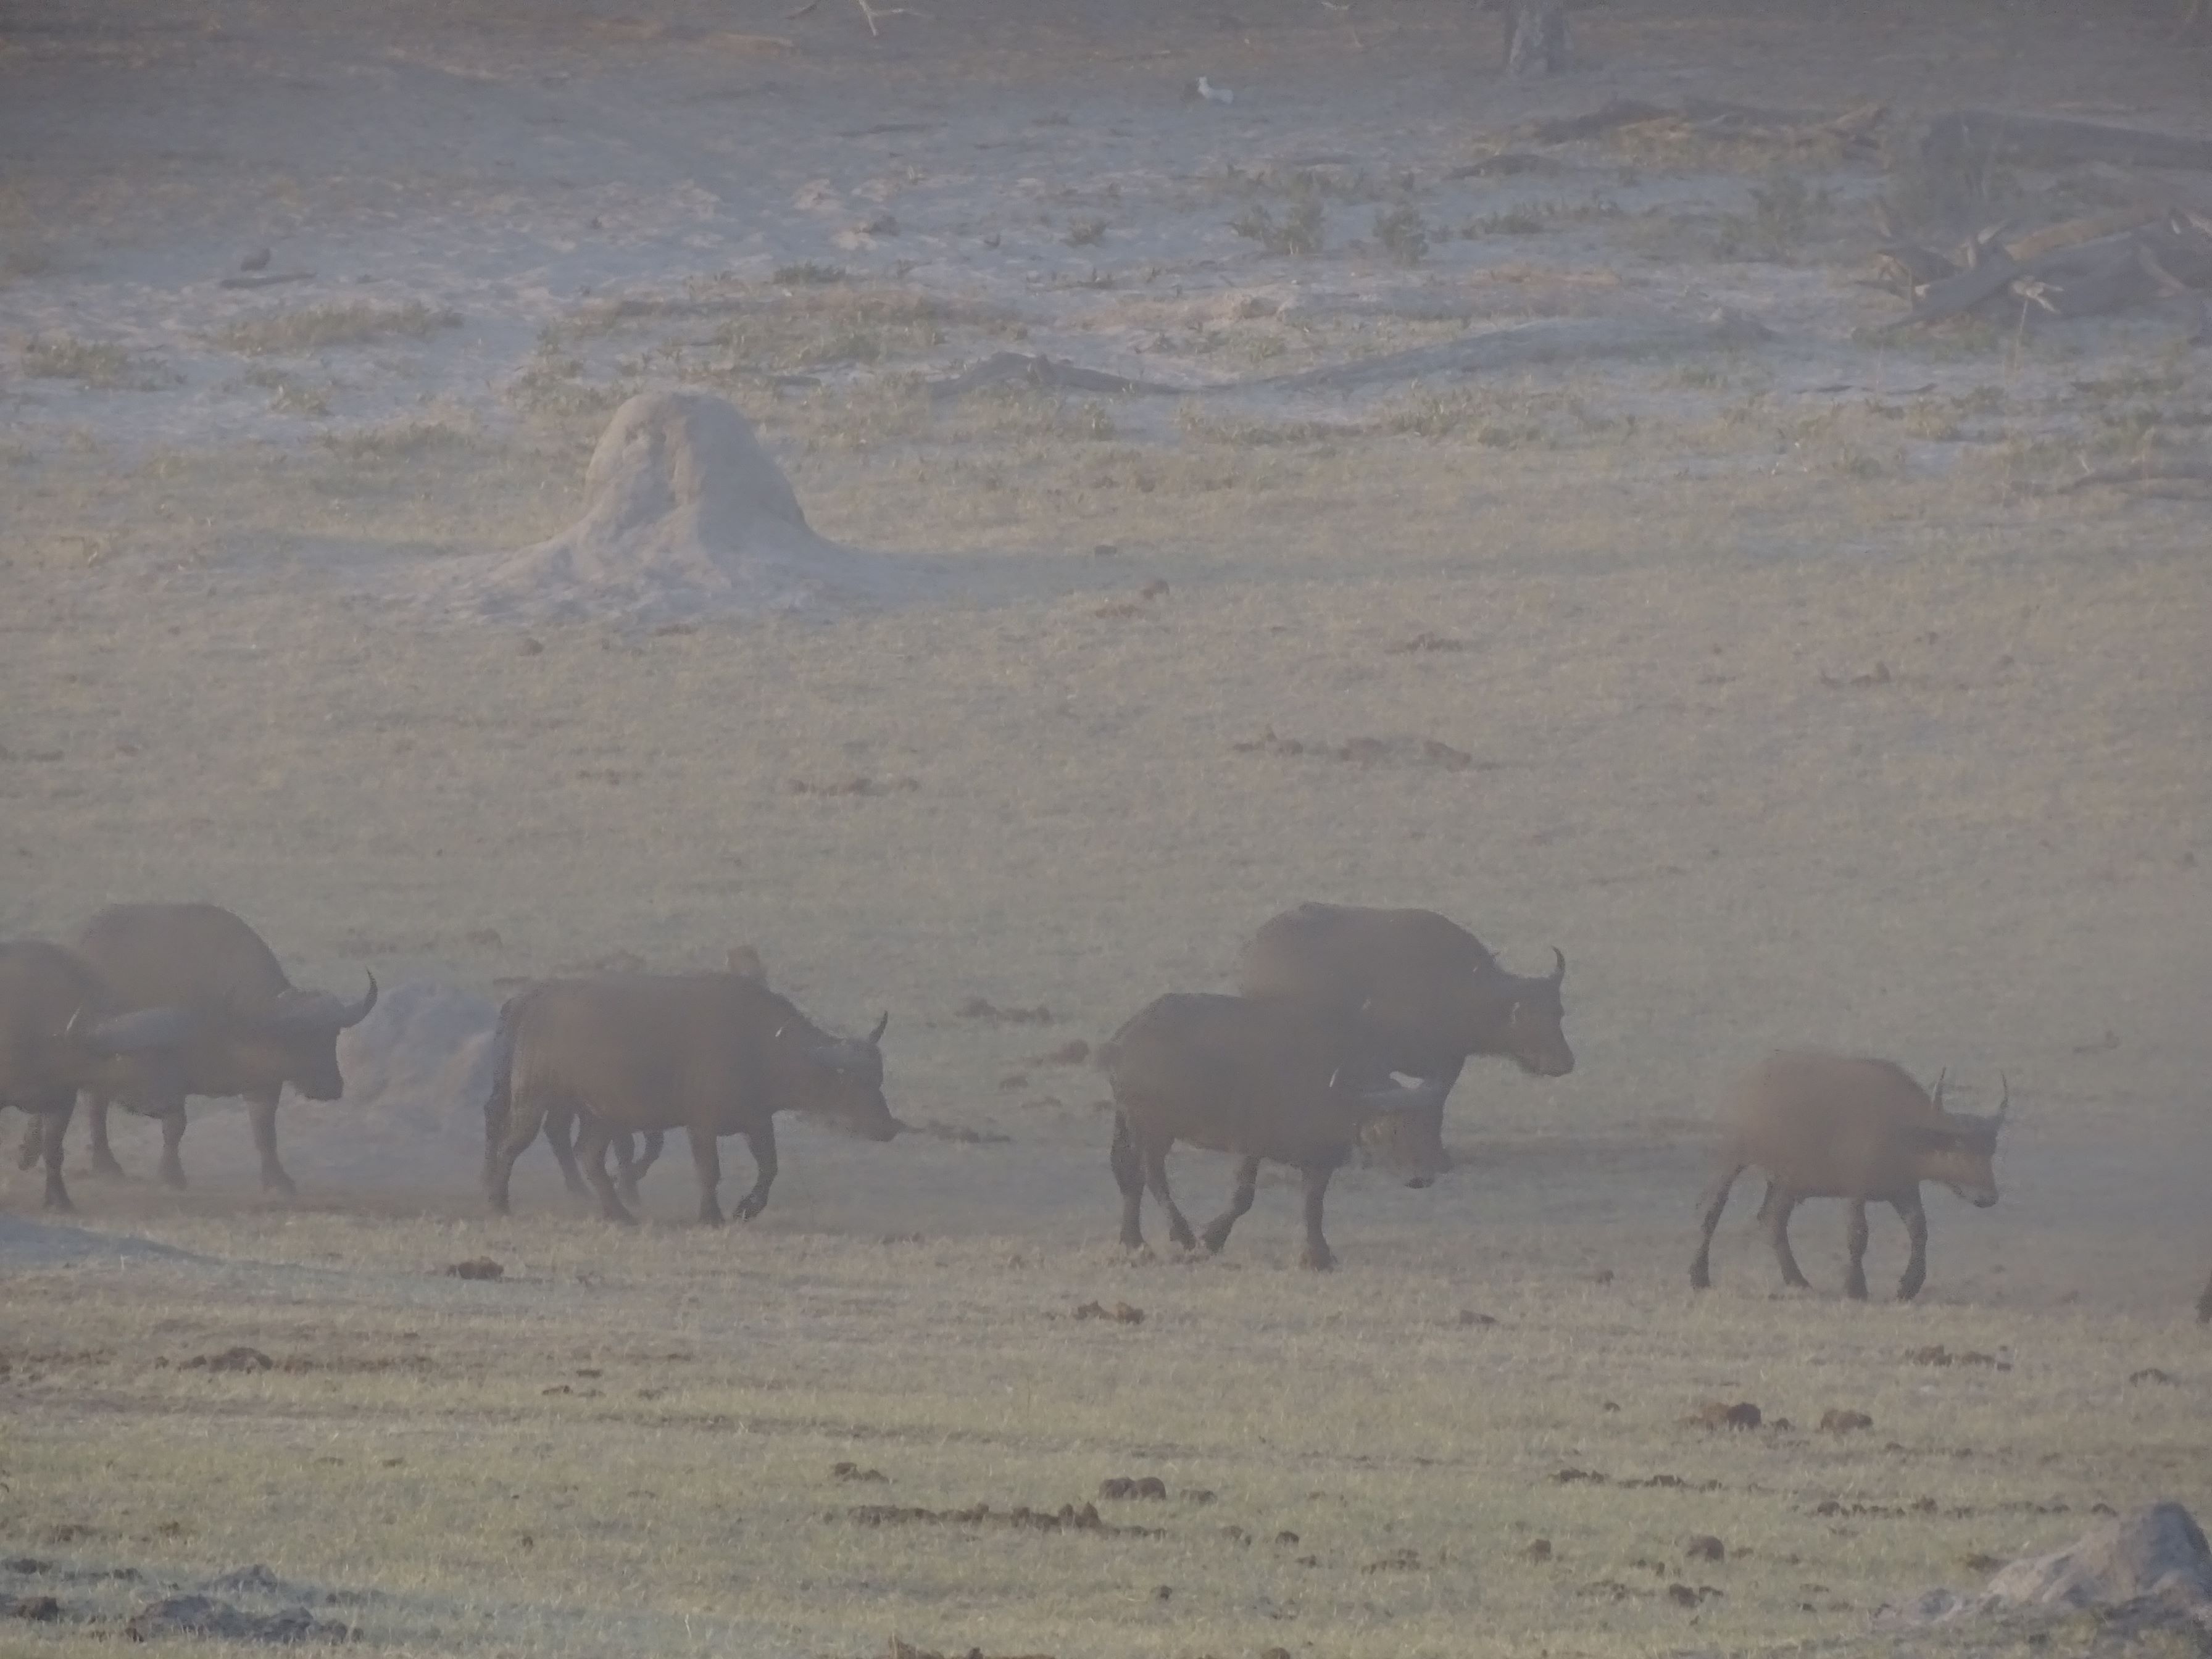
[1844,1276,1869,1302]
[1298,1245,1336,1272]
[91,1154,128,1179]
[733,1195,767,1222]
[602,1208,640,1229]
[1167,1224,1197,1254]
[1199,1224,1233,1255]
[1895,1281,1924,1303]
[43,1188,75,1214]
[1689,1260,1711,1291]
[158,1163,188,1191]
[617,1181,643,1208]
[697,1205,725,1228]
[262,1171,297,1197]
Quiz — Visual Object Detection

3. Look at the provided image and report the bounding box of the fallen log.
[1882,250,2024,330]
[1924,112,2212,174]
[2004,202,2172,262]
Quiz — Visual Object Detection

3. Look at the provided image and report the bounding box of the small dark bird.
[241,247,272,272]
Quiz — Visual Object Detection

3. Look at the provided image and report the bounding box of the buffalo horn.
[1994,1072,2009,1124]
[1550,947,1566,986]
[867,1011,889,1047]
[69,1004,194,1057]
[1931,1066,1947,1112]
[338,971,378,1028]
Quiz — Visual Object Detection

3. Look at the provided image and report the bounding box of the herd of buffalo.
[2,899,2203,1314]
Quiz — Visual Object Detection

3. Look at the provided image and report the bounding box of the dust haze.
[2,1,2209,1655]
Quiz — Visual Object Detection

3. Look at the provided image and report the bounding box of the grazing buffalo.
[481,971,901,1225]
[16,904,375,1192]
[1237,903,1571,1170]
[1,941,193,1211]
[1101,991,1452,1270]
[1691,1052,2007,1301]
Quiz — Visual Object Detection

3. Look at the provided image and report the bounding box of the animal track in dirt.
[955,997,1054,1025]
[1072,1300,1144,1325]
[177,1347,273,1373]
[1907,1344,2006,1368]
[886,1639,1057,1659]
[1096,1476,1166,1500]
[844,1501,1161,1539]
[1687,1399,1763,1429]
[1554,1468,1723,1492]
[1231,728,1482,771]
[786,775,920,797]
[444,1257,504,1281]
[887,1640,1056,1659]
[1384,632,1470,654]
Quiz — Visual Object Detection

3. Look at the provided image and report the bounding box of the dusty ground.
[3,1,2211,1655]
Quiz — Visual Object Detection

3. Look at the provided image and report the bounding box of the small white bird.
[1196,75,1234,105]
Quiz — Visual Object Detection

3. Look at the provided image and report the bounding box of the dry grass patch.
[19,334,173,390]
[211,300,463,356]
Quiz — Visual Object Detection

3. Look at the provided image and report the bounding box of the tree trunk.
[1505,0,1568,77]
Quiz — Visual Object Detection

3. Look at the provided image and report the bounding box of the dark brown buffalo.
[481,971,901,1225]
[496,947,768,1204]
[1692,1052,2006,1301]
[1,941,193,1211]
[14,904,375,1192]
[1102,991,1451,1270]
[1237,903,1571,1171]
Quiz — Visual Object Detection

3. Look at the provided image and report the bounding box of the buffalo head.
[784,1011,904,1141]
[1341,1071,1452,1189]
[246,972,378,1100]
[1478,948,1573,1078]
[1913,1071,2006,1207]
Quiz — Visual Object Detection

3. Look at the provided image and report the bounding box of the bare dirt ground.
[2,1,2211,1655]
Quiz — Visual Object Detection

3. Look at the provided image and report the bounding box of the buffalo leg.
[1894,1189,1929,1302]
[246,1089,293,1195]
[1140,1137,1197,1252]
[156,1110,188,1189]
[618,1129,665,1205]
[572,1112,636,1227]
[16,1113,40,1172]
[86,1094,127,1178]
[1843,1199,1871,1300]
[1689,1162,1744,1291]
[1201,1157,1261,1255]
[1298,1164,1336,1271]
[1110,1115,1146,1250]
[35,1096,74,1212]
[732,1121,777,1221]
[1766,1192,1810,1289]
[542,1105,591,1199]
[688,1125,724,1226]
[487,1086,555,1216]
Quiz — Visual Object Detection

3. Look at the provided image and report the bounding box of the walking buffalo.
[481,971,901,1225]
[1690,1051,2008,1301]
[1237,903,1571,1170]
[1,941,193,1211]
[15,904,375,1192]
[1101,991,1451,1270]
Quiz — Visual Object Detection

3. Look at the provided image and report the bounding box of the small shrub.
[1373,204,1428,267]
[1231,196,1325,257]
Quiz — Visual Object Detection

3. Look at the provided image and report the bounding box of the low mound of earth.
[1881,1503,2212,1636]
[404,391,936,626]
